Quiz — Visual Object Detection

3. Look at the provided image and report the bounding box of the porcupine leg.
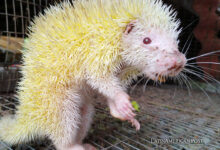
[64,96,96,150]
[87,75,140,130]
[75,101,96,150]
[53,87,96,150]
[51,89,84,150]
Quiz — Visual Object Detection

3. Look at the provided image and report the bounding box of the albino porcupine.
[0,0,186,149]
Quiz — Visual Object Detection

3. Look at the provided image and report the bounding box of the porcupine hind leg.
[53,88,96,150]
[51,89,83,150]
[75,101,96,150]
[73,85,96,150]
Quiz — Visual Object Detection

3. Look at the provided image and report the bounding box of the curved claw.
[130,118,140,131]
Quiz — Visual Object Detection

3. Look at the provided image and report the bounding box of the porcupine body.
[0,0,181,149]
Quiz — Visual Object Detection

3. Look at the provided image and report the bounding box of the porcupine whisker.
[178,72,192,98]
[187,72,219,90]
[175,76,183,95]
[142,78,151,93]
[172,74,178,84]
[173,74,179,85]
[180,72,193,97]
[183,73,212,102]
[189,54,220,58]
[177,73,184,88]
[201,54,220,58]
[187,50,220,61]
[184,34,194,55]
[130,76,145,94]
[186,64,220,76]
[188,62,220,65]
[185,64,220,84]
[184,67,220,86]
[180,72,192,91]
[181,72,192,88]
[183,68,219,91]
[201,66,220,73]
[179,18,199,36]
[179,72,192,90]
[187,64,220,73]
[183,67,211,82]
[181,32,193,53]
[173,73,182,86]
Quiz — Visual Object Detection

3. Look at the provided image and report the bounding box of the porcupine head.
[120,1,186,82]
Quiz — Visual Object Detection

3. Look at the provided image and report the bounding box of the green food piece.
[131,100,140,112]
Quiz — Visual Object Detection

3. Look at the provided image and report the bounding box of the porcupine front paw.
[108,92,140,130]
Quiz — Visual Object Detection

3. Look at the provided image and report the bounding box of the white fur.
[121,20,186,80]
[86,75,126,100]
[53,85,96,150]
[52,89,82,147]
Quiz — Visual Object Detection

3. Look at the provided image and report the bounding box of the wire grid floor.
[0,85,220,150]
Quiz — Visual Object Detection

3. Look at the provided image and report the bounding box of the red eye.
[143,37,152,45]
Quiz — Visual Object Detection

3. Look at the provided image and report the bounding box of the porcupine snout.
[157,51,186,74]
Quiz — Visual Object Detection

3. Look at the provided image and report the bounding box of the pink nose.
[162,51,186,71]
[167,59,183,71]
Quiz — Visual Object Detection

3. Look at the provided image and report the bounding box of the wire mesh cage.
[0,0,53,38]
[0,0,220,150]
[0,0,56,93]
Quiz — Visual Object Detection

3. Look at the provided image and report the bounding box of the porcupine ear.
[124,20,138,35]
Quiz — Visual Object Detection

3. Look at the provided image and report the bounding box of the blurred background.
[0,0,220,150]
